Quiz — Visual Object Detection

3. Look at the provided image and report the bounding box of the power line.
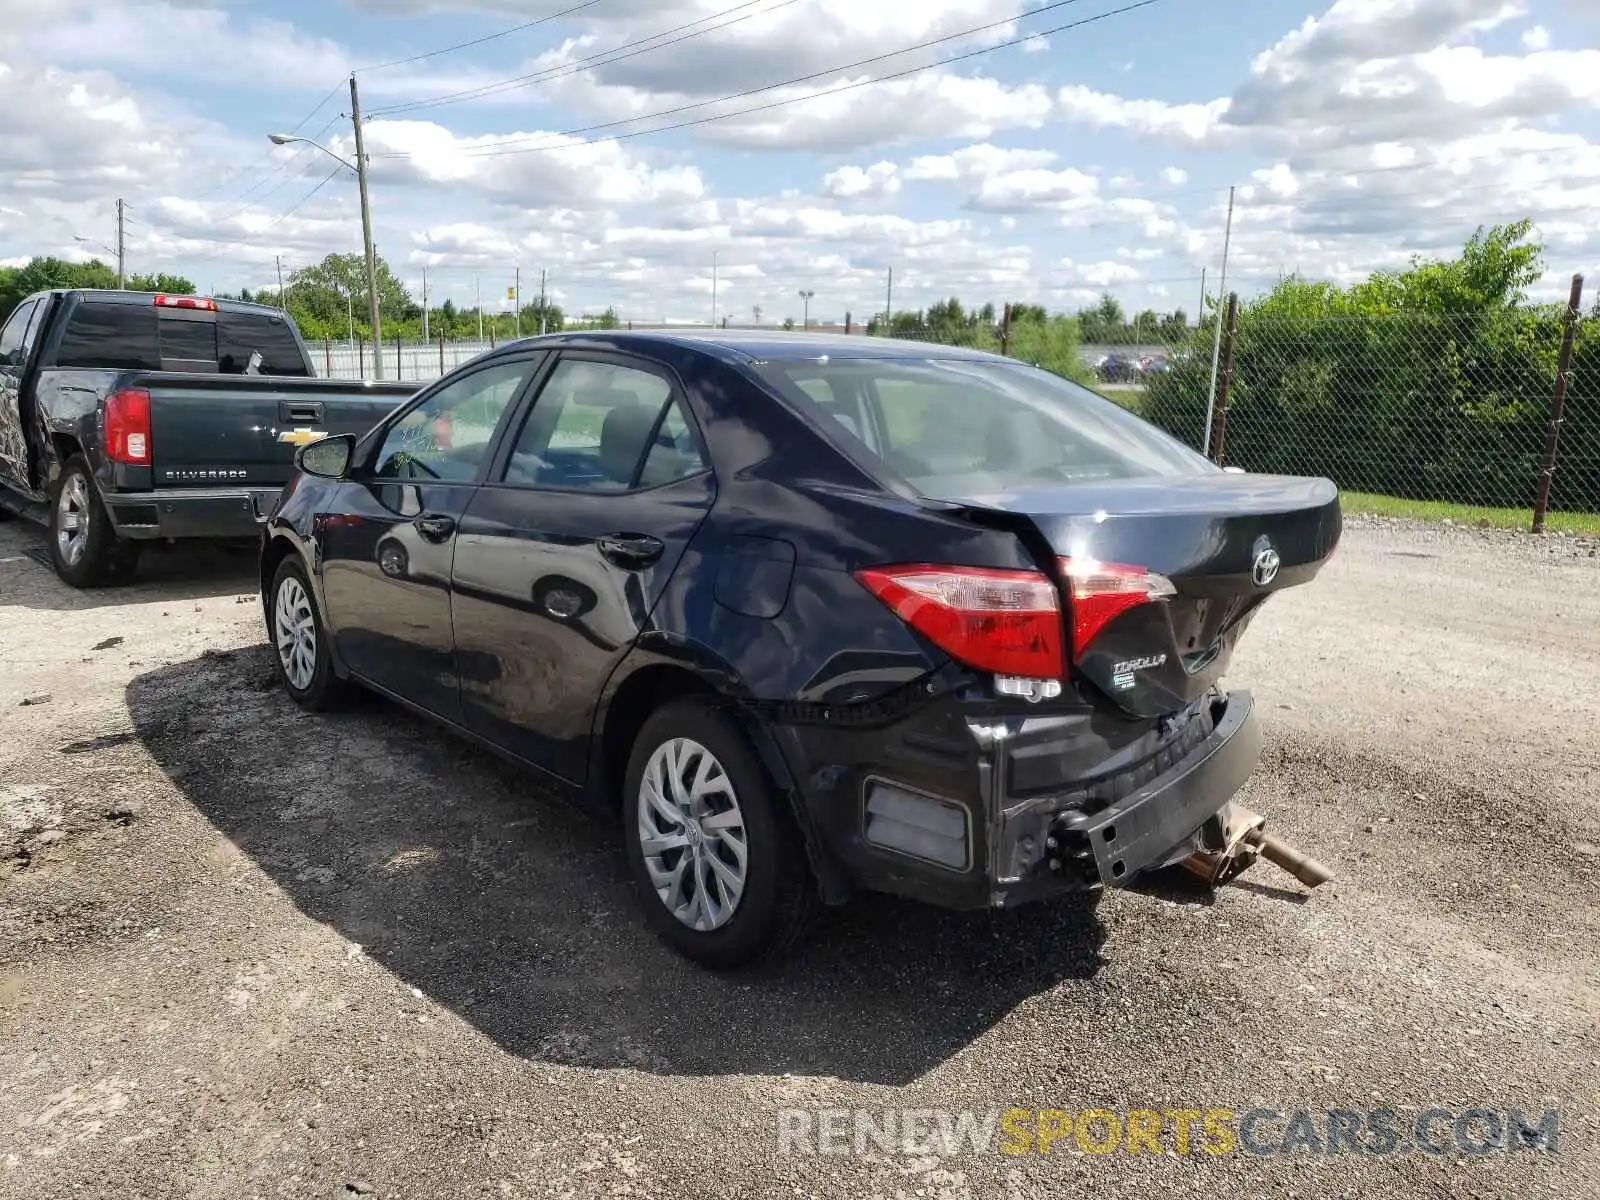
[372,0,802,117]
[376,0,1125,158]
[190,80,348,202]
[358,0,608,72]
[180,164,349,267]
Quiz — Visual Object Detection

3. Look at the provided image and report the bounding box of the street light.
[798,289,814,332]
[72,235,117,258]
[269,79,383,377]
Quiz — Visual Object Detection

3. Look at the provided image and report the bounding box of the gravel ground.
[2,515,1597,1199]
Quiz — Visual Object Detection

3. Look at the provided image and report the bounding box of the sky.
[0,0,1597,325]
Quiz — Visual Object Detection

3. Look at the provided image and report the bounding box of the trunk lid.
[145,376,412,489]
[941,472,1341,717]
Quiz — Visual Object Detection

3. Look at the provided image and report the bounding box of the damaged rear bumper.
[769,685,1261,911]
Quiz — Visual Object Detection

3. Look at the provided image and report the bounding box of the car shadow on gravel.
[0,526,259,610]
[126,645,1106,1086]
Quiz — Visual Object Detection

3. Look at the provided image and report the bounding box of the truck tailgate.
[144,374,415,488]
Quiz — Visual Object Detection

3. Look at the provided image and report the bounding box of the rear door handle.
[597,533,664,569]
[414,513,457,543]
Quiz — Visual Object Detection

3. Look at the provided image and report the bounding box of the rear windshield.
[754,357,1215,494]
[52,301,308,376]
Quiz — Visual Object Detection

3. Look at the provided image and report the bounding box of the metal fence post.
[324,338,331,377]
[358,337,365,377]
[1210,293,1239,466]
[439,333,446,376]
[1533,273,1585,533]
[999,303,1012,358]
[395,335,402,381]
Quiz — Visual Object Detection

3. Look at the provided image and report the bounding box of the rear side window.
[218,311,308,376]
[504,359,698,491]
[756,358,1214,493]
[55,303,161,370]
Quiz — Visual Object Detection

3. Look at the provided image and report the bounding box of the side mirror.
[296,433,356,480]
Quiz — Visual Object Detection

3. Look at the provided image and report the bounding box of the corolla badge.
[1251,536,1282,587]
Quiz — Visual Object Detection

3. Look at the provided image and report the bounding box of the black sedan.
[260,331,1340,967]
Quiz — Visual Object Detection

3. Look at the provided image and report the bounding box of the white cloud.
[969,167,1099,211]
[1160,167,1188,185]
[821,161,901,200]
[1520,24,1550,50]
[1021,35,1049,54]
[904,142,1058,181]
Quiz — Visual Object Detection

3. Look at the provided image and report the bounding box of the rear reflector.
[103,387,152,465]
[854,564,1063,679]
[154,294,217,311]
[864,782,969,871]
[1059,557,1176,659]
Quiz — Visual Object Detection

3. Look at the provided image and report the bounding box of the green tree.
[125,272,196,294]
[284,253,413,341]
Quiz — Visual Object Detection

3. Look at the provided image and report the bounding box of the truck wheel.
[49,456,139,587]
[623,699,819,969]
[268,555,351,711]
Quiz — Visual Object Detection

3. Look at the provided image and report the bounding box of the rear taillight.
[104,387,152,465]
[1059,557,1176,658]
[854,564,1063,678]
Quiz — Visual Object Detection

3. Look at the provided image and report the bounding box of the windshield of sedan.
[754,357,1214,495]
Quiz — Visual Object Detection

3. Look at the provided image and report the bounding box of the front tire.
[49,456,139,587]
[268,556,350,710]
[624,699,818,968]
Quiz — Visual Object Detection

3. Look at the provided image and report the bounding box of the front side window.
[757,357,1215,495]
[504,358,701,491]
[0,300,38,369]
[374,359,535,482]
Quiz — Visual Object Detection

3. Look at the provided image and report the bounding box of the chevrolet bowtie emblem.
[277,427,329,447]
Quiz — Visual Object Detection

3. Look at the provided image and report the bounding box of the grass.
[1338,490,1600,535]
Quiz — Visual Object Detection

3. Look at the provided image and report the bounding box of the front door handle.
[597,532,664,569]
[414,512,457,543]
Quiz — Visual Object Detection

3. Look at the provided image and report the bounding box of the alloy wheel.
[274,575,318,691]
[637,737,749,932]
[55,475,89,567]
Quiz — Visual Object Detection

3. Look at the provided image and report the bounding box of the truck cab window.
[0,300,38,368]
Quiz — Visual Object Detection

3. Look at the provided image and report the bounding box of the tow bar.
[1180,803,1334,890]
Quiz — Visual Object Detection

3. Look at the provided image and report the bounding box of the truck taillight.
[104,388,152,465]
[854,564,1064,679]
[1059,557,1176,658]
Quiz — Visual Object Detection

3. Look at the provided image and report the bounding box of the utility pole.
[798,289,814,331]
[514,268,521,338]
[1202,185,1236,457]
[711,250,718,328]
[276,255,285,309]
[1196,267,1206,328]
[476,275,483,343]
[885,266,893,330]
[115,199,125,289]
[538,268,547,335]
[421,266,429,342]
[349,73,383,379]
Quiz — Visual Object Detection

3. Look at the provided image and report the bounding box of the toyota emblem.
[1251,537,1281,587]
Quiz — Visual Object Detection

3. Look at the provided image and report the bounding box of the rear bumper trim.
[107,486,282,539]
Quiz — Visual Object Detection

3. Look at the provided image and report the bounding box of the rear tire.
[268,555,351,711]
[623,699,818,968]
[49,456,139,588]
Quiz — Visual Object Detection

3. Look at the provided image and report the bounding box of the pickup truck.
[0,289,416,586]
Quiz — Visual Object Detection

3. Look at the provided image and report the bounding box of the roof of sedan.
[507,328,1006,363]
